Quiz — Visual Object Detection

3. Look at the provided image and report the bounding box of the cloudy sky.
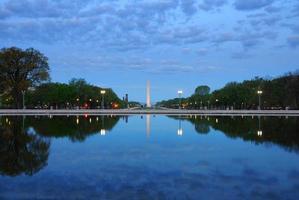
[0,0,298,102]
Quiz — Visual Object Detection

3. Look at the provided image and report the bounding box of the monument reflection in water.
[0,115,299,199]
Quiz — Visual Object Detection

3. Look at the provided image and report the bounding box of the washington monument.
[146,80,151,108]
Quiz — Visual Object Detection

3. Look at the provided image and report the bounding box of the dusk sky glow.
[1,0,298,102]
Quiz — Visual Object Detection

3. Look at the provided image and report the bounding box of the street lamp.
[76,98,80,109]
[21,90,25,109]
[257,90,263,110]
[101,90,106,109]
[100,115,106,135]
[178,90,183,109]
[96,99,99,108]
[0,94,2,108]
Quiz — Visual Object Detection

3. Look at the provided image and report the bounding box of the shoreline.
[1,109,299,116]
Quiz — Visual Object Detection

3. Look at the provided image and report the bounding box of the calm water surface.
[0,115,299,199]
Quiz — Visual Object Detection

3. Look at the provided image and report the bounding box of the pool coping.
[1,109,299,116]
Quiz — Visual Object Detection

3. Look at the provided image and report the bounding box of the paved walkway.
[1,109,299,116]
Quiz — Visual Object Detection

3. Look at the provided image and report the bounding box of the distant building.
[125,93,129,108]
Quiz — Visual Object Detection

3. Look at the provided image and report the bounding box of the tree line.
[24,79,123,109]
[0,115,120,176]
[172,116,299,153]
[157,73,299,110]
[0,47,124,109]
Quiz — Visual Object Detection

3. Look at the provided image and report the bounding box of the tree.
[28,116,120,142]
[0,47,50,108]
[0,116,50,176]
[25,79,124,109]
[195,85,210,96]
[157,72,299,110]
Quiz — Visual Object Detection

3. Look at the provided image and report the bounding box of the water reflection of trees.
[172,116,299,153]
[0,115,120,177]
[0,116,50,177]
[26,116,120,142]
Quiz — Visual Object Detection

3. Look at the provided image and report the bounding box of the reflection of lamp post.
[101,90,106,109]
[177,118,183,136]
[22,115,25,131]
[100,115,106,135]
[100,129,106,136]
[178,90,183,109]
[257,90,263,110]
[257,116,263,137]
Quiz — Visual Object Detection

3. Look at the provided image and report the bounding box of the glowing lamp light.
[257,90,263,95]
[177,128,183,136]
[100,129,106,136]
[113,103,119,109]
[257,130,263,136]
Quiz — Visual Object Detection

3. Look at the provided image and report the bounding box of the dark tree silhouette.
[0,116,50,176]
[28,116,120,142]
[173,116,299,153]
[0,47,50,108]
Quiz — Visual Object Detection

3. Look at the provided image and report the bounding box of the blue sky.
[0,0,298,102]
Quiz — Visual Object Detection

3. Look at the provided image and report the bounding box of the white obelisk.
[146,80,151,108]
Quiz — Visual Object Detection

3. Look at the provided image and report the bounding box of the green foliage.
[0,115,120,176]
[0,116,50,176]
[25,79,124,109]
[128,101,142,108]
[157,73,299,109]
[194,85,210,96]
[173,116,299,153]
[0,47,50,108]
[27,116,120,142]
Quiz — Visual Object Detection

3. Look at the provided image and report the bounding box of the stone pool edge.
[1,109,299,116]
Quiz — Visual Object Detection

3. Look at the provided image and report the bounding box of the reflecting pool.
[0,115,299,199]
